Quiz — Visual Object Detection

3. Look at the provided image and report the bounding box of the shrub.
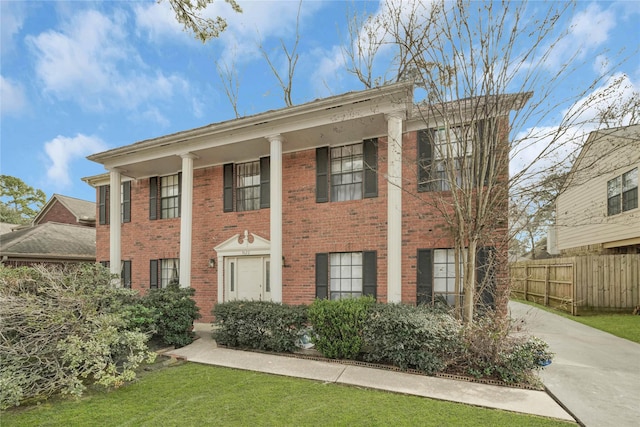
[462,313,553,384]
[142,283,201,348]
[213,300,308,353]
[307,297,375,359]
[362,304,463,374]
[0,264,156,409]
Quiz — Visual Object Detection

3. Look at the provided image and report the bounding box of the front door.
[225,256,271,301]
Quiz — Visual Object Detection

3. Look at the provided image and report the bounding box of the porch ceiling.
[104,112,391,179]
[88,82,414,179]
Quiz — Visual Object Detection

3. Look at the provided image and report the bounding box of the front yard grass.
[514,299,640,344]
[3,362,572,426]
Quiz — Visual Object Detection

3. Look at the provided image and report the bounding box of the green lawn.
[3,362,571,427]
[514,299,640,344]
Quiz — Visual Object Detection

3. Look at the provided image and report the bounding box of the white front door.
[225,256,271,301]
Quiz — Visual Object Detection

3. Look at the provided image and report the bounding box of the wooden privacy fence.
[510,254,640,315]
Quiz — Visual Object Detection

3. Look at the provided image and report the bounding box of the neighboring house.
[0,222,96,266]
[0,194,96,266]
[555,124,640,255]
[83,82,529,321]
[0,222,20,235]
[33,193,96,227]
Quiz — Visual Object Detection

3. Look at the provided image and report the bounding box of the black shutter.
[260,157,270,208]
[178,172,182,217]
[417,130,434,192]
[363,139,378,198]
[315,253,329,299]
[122,260,132,289]
[417,249,433,304]
[149,177,158,220]
[476,120,492,187]
[122,181,131,223]
[223,163,233,212]
[316,147,329,203]
[477,247,496,310]
[99,185,108,225]
[100,260,110,268]
[150,259,159,289]
[363,251,377,298]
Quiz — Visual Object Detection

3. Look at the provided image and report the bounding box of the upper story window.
[149,174,181,220]
[316,139,378,203]
[236,161,261,211]
[98,181,131,225]
[608,168,638,216]
[223,158,270,212]
[331,144,364,201]
[160,175,180,219]
[418,120,496,191]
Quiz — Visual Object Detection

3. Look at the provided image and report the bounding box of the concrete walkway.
[508,301,640,427]
[166,323,574,423]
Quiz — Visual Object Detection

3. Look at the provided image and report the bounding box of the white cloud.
[542,3,616,72]
[0,1,24,55]
[26,8,190,123]
[44,134,108,187]
[133,1,188,43]
[0,75,28,116]
[511,74,639,182]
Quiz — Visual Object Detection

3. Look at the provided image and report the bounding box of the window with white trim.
[331,143,364,201]
[236,161,261,211]
[160,175,180,219]
[330,252,363,300]
[433,248,466,306]
[608,168,638,216]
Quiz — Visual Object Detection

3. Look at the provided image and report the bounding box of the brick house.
[0,194,95,266]
[83,82,528,321]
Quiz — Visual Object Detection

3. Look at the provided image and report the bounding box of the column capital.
[385,110,406,121]
[266,134,284,144]
[179,152,199,160]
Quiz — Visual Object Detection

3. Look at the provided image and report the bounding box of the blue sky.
[1,0,639,203]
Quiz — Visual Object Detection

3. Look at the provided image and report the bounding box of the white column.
[109,169,121,286]
[179,153,197,288]
[267,134,283,302]
[386,111,404,303]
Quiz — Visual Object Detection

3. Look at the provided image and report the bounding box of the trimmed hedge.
[213,301,308,353]
[142,283,201,348]
[307,297,375,359]
[210,297,552,386]
[363,304,463,374]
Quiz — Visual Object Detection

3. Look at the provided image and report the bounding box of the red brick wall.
[94,128,509,322]
[38,201,77,225]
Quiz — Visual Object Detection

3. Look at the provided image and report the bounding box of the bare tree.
[163,0,242,43]
[258,0,302,107]
[216,50,241,118]
[345,0,636,321]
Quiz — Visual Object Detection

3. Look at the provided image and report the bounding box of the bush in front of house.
[307,296,375,359]
[212,300,308,352]
[142,283,201,348]
[0,264,156,409]
[362,304,464,374]
[461,313,553,384]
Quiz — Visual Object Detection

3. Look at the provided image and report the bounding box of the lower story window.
[161,258,180,287]
[150,258,179,288]
[330,252,363,300]
[99,260,131,288]
[316,251,376,300]
[433,248,465,305]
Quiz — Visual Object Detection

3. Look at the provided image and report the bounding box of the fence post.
[544,265,550,307]
[524,265,529,301]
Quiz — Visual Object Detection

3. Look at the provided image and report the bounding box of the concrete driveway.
[508,301,640,427]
